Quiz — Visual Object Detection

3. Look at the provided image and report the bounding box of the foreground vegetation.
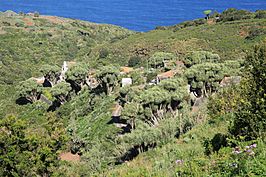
[0,9,266,176]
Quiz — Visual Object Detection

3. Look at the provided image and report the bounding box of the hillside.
[0,10,133,117]
[0,11,134,84]
[89,14,266,67]
[0,9,266,177]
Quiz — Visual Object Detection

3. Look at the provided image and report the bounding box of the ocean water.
[0,0,265,31]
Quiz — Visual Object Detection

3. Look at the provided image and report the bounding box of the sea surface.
[0,0,265,31]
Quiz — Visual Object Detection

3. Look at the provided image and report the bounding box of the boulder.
[220,76,241,87]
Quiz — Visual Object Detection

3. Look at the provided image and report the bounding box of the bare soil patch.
[40,16,66,24]
[59,152,81,162]
[22,17,34,26]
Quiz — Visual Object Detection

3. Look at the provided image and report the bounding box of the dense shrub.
[246,27,266,40]
[99,48,109,58]
[208,85,243,117]
[230,43,266,140]
[255,10,266,19]
[0,114,68,176]
[33,11,40,17]
[145,70,158,83]
[194,19,206,26]
[210,11,220,18]
[219,8,253,22]
[15,21,24,27]
[19,11,25,16]
[2,21,11,26]
[155,26,168,30]
[128,56,142,67]
[131,70,146,85]
[181,21,195,28]
[203,133,228,155]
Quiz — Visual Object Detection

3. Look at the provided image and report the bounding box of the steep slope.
[0,11,134,84]
[0,11,133,117]
[90,18,266,66]
[1,9,266,177]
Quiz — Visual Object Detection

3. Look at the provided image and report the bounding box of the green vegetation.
[65,63,88,91]
[0,9,266,176]
[0,12,133,84]
[230,43,266,140]
[148,52,175,69]
[96,65,120,94]
[50,81,71,104]
[0,113,68,177]
[40,64,61,86]
[204,10,212,19]
[17,78,43,103]
[128,56,142,67]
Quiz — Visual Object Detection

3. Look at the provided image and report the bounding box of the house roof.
[31,77,45,84]
[120,67,134,74]
[157,70,176,79]
[112,104,122,117]
[175,60,184,66]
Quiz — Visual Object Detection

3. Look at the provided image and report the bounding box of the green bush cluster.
[148,52,175,69]
[171,18,207,32]
[0,114,68,177]
[230,43,266,140]
[255,10,266,19]
[246,27,266,40]
[128,56,142,67]
[219,8,254,22]
[208,86,242,118]
[183,51,220,67]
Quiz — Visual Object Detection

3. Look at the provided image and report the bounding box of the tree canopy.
[204,10,212,15]
[50,81,72,104]
[185,62,224,97]
[148,52,175,69]
[183,51,220,67]
[66,63,88,91]
[230,42,266,139]
[0,114,68,176]
[96,65,120,94]
[40,64,61,86]
[17,78,42,103]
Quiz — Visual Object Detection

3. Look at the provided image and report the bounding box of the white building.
[122,78,132,87]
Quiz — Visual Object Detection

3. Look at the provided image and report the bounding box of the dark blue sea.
[1,0,265,31]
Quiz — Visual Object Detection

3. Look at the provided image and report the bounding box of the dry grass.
[40,15,67,24]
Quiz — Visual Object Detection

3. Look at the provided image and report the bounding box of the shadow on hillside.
[116,142,157,165]
[108,116,132,134]
[107,116,126,124]
[43,79,52,87]
[16,97,31,105]
[47,101,61,112]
